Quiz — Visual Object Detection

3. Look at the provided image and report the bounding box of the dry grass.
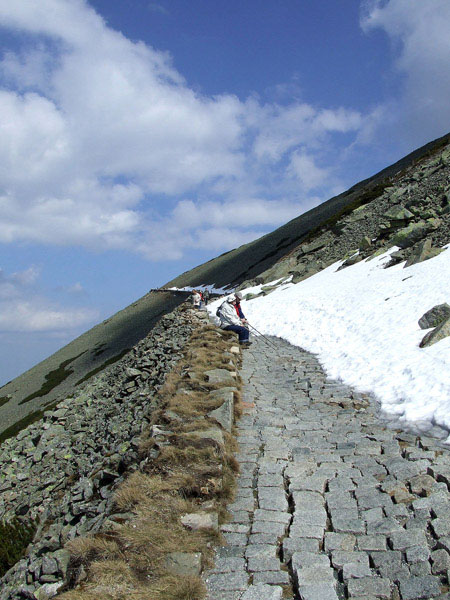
[58,313,242,600]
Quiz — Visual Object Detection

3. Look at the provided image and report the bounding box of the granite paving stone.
[203,337,450,599]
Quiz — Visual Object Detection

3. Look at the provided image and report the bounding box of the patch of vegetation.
[0,517,36,577]
[0,396,11,408]
[58,317,242,600]
[91,343,107,358]
[75,349,130,386]
[0,409,45,446]
[19,351,87,405]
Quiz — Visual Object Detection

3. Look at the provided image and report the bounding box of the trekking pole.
[247,323,278,349]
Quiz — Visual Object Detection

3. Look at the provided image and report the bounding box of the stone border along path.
[204,336,450,600]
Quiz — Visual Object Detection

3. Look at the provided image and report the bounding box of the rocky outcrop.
[0,306,202,600]
[241,140,450,290]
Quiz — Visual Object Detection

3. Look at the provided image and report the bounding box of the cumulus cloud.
[0,0,368,261]
[0,266,97,332]
[361,0,450,145]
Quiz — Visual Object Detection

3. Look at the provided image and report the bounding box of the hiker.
[191,289,201,309]
[203,289,210,305]
[217,293,251,346]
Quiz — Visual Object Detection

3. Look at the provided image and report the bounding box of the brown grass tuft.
[60,317,242,600]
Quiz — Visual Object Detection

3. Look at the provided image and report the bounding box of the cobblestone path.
[205,337,450,600]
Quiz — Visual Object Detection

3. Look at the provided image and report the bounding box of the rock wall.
[0,305,203,600]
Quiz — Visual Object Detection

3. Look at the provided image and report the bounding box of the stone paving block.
[324,532,356,552]
[235,488,255,499]
[217,545,246,558]
[331,551,370,569]
[253,509,291,524]
[330,515,365,534]
[298,583,339,600]
[258,489,288,512]
[327,477,355,492]
[366,517,403,536]
[258,474,284,488]
[209,556,247,573]
[295,566,336,586]
[245,544,278,559]
[291,552,330,570]
[356,535,387,551]
[249,533,281,545]
[206,592,243,600]
[251,520,287,536]
[370,551,410,579]
[206,571,249,591]
[229,497,255,512]
[247,556,282,572]
[292,491,325,510]
[431,549,450,574]
[398,575,442,600]
[409,561,431,577]
[290,521,325,539]
[292,509,327,527]
[431,518,450,538]
[347,577,391,598]
[240,583,282,600]
[283,537,320,560]
[290,476,328,493]
[252,570,290,585]
[390,529,428,550]
[230,511,252,524]
[342,562,372,579]
[221,523,250,534]
[223,533,249,546]
[405,545,431,563]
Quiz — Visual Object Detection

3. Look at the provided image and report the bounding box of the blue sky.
[0,0,449,385]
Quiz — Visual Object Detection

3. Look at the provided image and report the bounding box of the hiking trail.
[204,336,450,600]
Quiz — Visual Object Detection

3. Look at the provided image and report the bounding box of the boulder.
[181,511,219,531]
[164,552,202,576]
[404,239,444,268]
[207,391,234,432]
[359,236,372,251]
[190,428,224,447]
[383,206,414,223]
[205,368,236,386]
[390,221,430,249]
[420,317,450,348]
[418,304,450,330]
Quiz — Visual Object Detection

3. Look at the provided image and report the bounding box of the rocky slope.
[0,307,201,599]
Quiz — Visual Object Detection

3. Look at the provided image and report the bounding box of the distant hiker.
[217,294,251,346]
[203,289,210,305]
[191,290,201,309]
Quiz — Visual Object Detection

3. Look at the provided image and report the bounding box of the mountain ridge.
[1,130,449,440]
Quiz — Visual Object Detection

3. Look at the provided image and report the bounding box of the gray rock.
[207,393,234,432]
[420,316,450,347]
[164,552,202,576]
[405,239,444,268]
[240,583,283,600]
[418,303,450,329]
[398,575,442,600]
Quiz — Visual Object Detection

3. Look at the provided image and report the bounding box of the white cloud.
[0,266,97,332]
[361,0,450,145]
[288,152,331,191]
[0,0,369,261]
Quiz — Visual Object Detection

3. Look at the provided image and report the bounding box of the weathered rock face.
[0,306,203,600]
[242,141,450,291]
[418,304,450,330]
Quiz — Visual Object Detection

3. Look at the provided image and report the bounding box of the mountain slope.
[1,130,449,439]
